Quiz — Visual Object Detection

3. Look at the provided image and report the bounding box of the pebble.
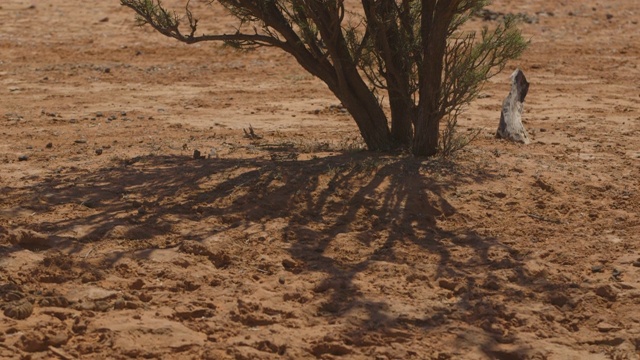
[114,298,125,310]
[81,200,98,209]
[594,284,618,302]
[129,279,145,290]
[612,268,622,279]
[193,149,202,160]
[18,155,28,161]
[95,148,103,155]
[483,280,500,291]
[596,321,618,332]
[438,278,458,291]
[591,265,604,273]
[45,142,53,148]
[75,139,87,144]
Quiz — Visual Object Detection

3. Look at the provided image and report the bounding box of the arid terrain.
[1,0,639,359]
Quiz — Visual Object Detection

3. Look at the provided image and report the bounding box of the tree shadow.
[2,151,570,357]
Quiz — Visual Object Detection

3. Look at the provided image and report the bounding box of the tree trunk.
[335,83,393,151]
[496,69,530,144]
[296,2,393,152]
[362,1,413,148]
[389,94,414,147]
[412,109,440,156]
[413,0,458,156]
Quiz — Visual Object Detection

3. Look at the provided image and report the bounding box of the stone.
[594,284,618,301]
[596,321,619,332]
[496,69,531,144]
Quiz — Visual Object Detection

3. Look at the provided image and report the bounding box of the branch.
[120,0,287,48]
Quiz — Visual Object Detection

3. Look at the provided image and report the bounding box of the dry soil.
[1,0,639,359]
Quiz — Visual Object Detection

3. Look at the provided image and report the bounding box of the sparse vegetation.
[121,0,527,156]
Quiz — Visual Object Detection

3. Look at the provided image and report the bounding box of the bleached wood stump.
[496,69,530,144]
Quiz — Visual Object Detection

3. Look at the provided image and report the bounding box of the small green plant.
[439,115,482,158]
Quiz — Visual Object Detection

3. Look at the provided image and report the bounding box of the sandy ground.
[1,0,639,359]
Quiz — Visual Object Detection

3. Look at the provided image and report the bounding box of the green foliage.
[439,115,481,158]
[442,14,528,116]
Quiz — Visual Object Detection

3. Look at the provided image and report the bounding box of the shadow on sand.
[3,151,565,357]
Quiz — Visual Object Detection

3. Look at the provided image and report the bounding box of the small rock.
[632,260,640,268]
[596,321,618,332]
[438,278,458,291]
[45,142,53,148]
[493,191,507,199]
[279,277,286,285]
[74,139,87,144]
[95,148,103,155]
[594,284,618,302]
[138,292,153,303]
[483,280,501,291]
[46,332,70,347]
[129,279,145,290]
[548,294,568,307]
[591,265,604,273]
[120,111,127,116]
[18,155,28,161]
[81,200,98,209]
[99,17,109,22]
[96,112,104,117]
[4,298,33,319]
[282,258,301,273]
[193,149,202,160]
[606,13,613,20]
[612,268,622,279]
[114,298,126,310]
[16,332,47,352]
[616,282,635,290]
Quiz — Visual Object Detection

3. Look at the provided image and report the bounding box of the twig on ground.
[49,346,75,360]
[526,212,562,224]
[243,125,263,140]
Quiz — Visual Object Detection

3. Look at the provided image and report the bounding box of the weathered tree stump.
[496,69,530,144]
